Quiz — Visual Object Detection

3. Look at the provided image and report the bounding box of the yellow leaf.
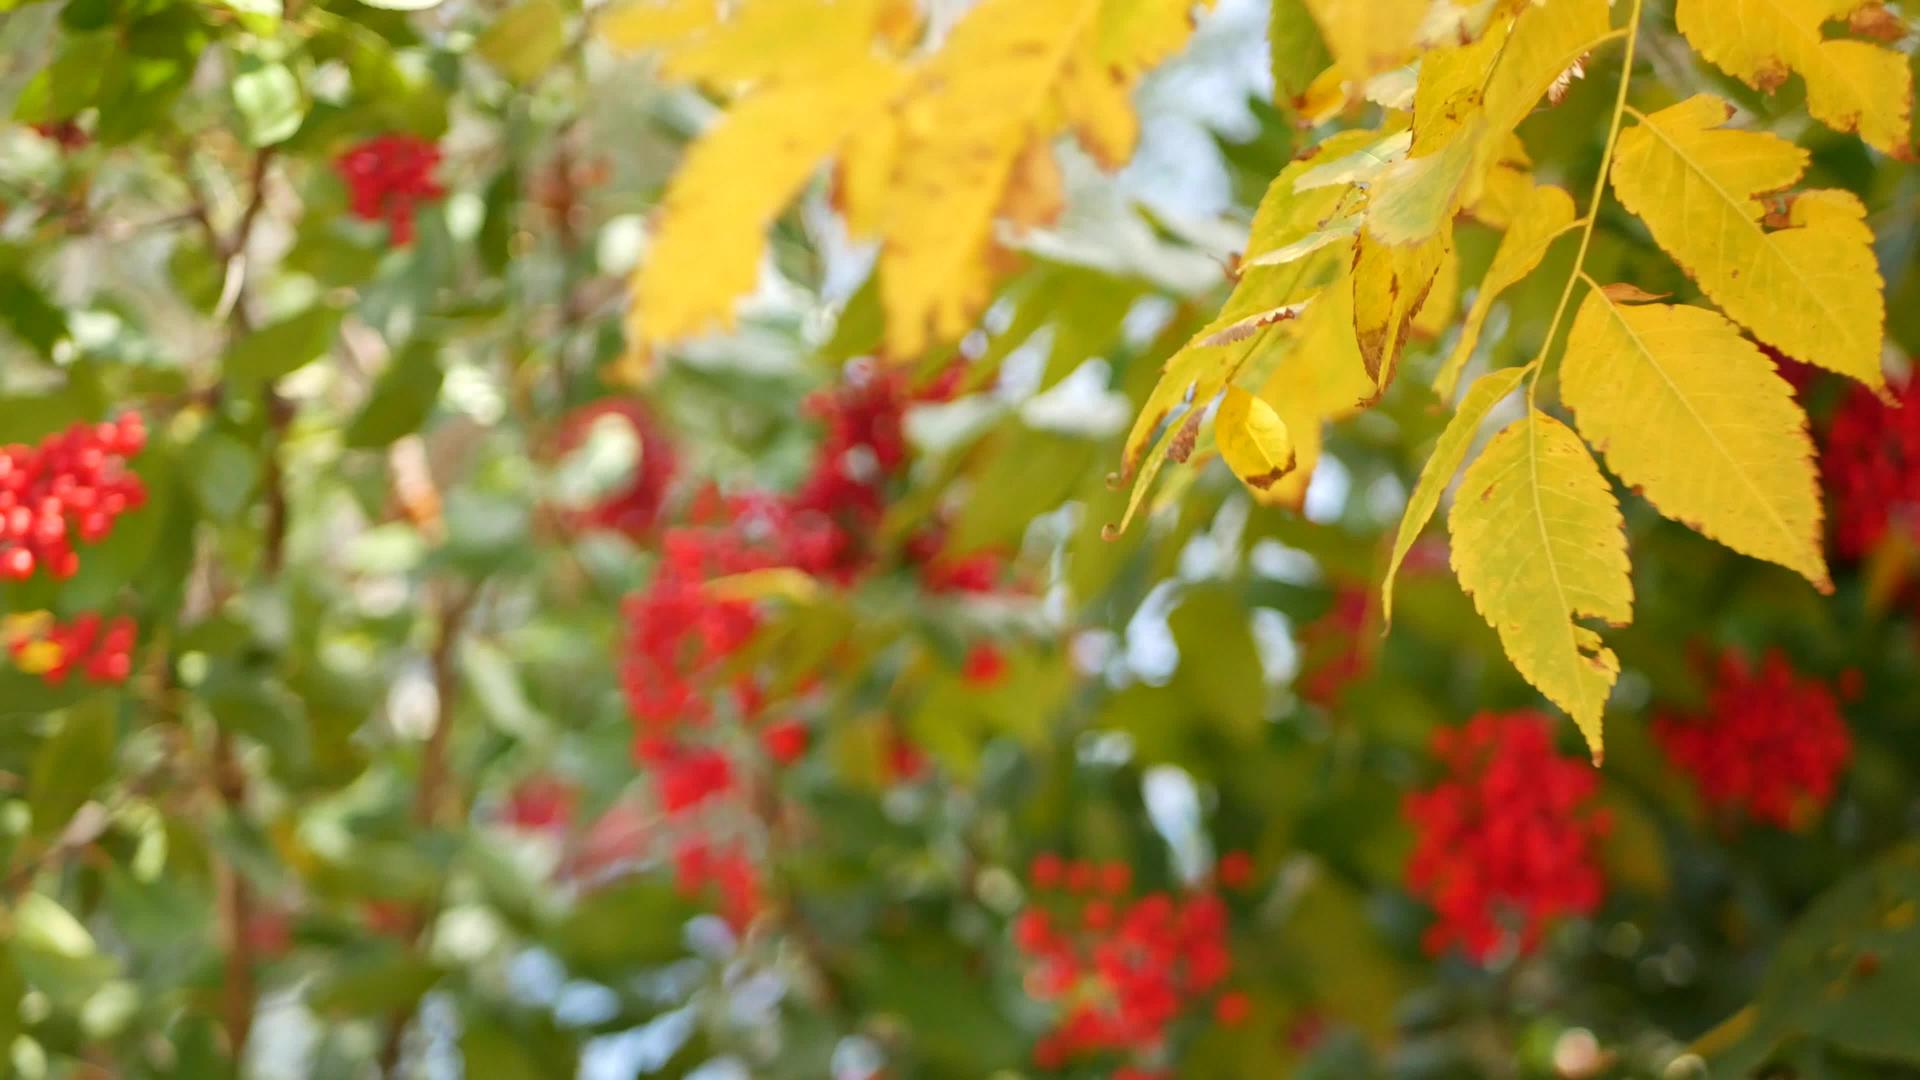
[1561,290,1831,591]
[1411,242,1459,340]
[1448,409,1632,757]
[632,58,907,342]
[1351,227,1449,388]
[1244,127,1383,263]
[12,639,63,676]
[658,0,893,86]
[1432,182,1574,397]
[1121,254,1333,483]
[1216,386,1296,491]
[1301,0,1426,85]
[881,0,1204,356]
[598,0,718,52]
[1366,0,1611,243]
[1382,363,1530,623]
[1250,265,1378,508]
[1611,94,1886,390]
[1674,0,1912,155]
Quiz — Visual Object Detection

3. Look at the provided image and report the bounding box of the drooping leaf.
[1610,94,1886,389]
[1216,386,1295,492]
[1448,408,1632,756]
[1350,227,1448,388]
[1561,289,1830,591]
[1433,182,1574,398]
[1383,363,1531,623]
[1674,0,1912,156]
[879,0,1205,355]
[630,56,905,342]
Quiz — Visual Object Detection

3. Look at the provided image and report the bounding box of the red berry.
[760,719,809,765]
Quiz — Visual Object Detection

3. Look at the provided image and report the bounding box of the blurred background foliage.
[1,0,1919,1077]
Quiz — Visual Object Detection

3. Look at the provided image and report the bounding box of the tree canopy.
[3,0,1920,1077]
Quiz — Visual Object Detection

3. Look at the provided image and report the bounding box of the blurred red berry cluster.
[1296,585,1372,705]
[5,612,136,686]
[1820,378,1920,560]
[1403,712,1609,963]
[335,133,444,246]
[552,399,681,536]
[1015,853,1249,1074]
[1653,650,1852,830]
[606,364,1011,928]
[0,412,148,582]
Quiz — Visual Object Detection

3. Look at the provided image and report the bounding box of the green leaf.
[224,305,342,382]
[476,0,568,85]
[343,339,444,448]
[0,266,70,360]
[547,880,695,980]
[1269,0,1331,102]
[1698,846,1920,1072]
[184,429,261,522]
[307,945,445,1015]
[13,33,120,123]
[232,55,305,147]
[28,698,116,838]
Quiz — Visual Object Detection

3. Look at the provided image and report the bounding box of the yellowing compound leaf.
[632,58,906,342]
[1367,0,1611,243]
[1433,182,1574,397]
[1561,290,1831,591]
[1611,94,1886,390]
[1216,386,1296,491]
[881,0,1205,356]
[1383,363,1530,623]
[1449,409,1632,756]
[1675,0,1912,155]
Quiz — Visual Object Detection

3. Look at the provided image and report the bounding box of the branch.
[376,584,480,1077]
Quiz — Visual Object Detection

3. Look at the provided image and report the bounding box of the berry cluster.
[5,611,136,686]
[1403,712,1609,963]
[610,364,1014,928]
[335,134,444,246]
[1296,585,1371,705]
[1820,377,1920,559]
[1653,649,1852,829]
[0,412,148,581]
[1015,853,1249,1073]
[553,399,681,537]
